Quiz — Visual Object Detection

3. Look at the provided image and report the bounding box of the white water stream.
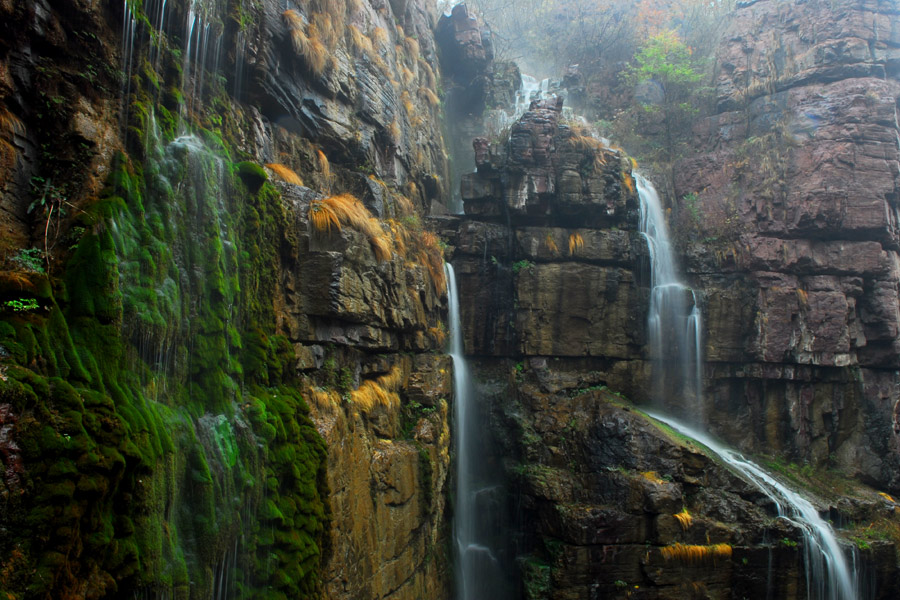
[447,263,511,600]
[637,173,703,420]
[637,175,859,599]
[648,412,858,600]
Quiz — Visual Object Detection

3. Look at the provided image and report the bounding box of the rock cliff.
[0,0,452,598]
[436,2,900,589]
[672,0,900,491]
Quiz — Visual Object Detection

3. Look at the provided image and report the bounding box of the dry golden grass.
[428,324,447,347]
[0,270,35,291]
[0,106,22,134]
[265,163,303,186]
[660,543,732,563]
[387,219,409,257]
[401,91,416,117]
[316,149,331,180]
[388,213,446,294]
[311,12,337,49]
[378,365,405,392]
[304,24,329,75]
[282,10,328,76]
[348,24,375,57]
[568,232,584,256]
[370,233,392,262]
[388,119,400,143]
[565,129,608,172]
[394,194,415,217]
[308,198,342,234]
[640,470,666,485]
[283,10,309,54]
[311,193,392,262]
[545,234,559,255]
[404,36,420,59]
[282,9,304,32]
[418,59,436,88]
[400,65,415,87]
[323,193,380,237]
[674,508,693,531]
[568,132,604,152]
[395,25,405,39]
[629,156,638,170]
[420,231,446,293]
[406,181,418,198]
[309,387,341,410]
[622,171,635,194]
[372,26,390,48]
[351,379,399,411]
[418,87,440,108]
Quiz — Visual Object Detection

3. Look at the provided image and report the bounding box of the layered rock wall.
[0,0,453,598]
[670,0,900,490]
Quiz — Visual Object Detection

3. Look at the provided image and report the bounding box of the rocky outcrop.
[436,3,522,209]
[478,361,900,600]
[667,0,900,490]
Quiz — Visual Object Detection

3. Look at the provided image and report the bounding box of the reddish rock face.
[667,0,900,489]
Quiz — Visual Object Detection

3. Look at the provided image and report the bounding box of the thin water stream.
[446,263,512,600]
[648,412,858,600]
[637,173,703,420]
[637,175,860,599]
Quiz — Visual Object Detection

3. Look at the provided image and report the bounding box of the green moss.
[236,161,267,192]
[1,76,330,598]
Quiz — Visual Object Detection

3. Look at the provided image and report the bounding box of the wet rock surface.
[447,57,900,594]
[668,0,900,491]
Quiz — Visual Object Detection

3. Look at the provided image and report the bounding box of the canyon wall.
[437,1,900,597]
[0,0,452,598]
[673,0,900,490]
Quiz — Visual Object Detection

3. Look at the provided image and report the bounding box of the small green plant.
[780,537,798,548]
[614,579,628,589]
[3,298,39,312]
[512,259,535,274]
[338,367,354,394]
[10,248,45,273]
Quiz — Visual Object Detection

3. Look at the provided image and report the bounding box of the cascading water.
[648,412,859,600]
[637,175,861,599]
[636,174,703,420]
[446,263,512,600]
[120,0,138,133]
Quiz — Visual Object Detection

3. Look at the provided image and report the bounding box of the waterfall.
[637,175,860,599]
[446,263,512,600]
[637,174,703,420]
[648,412,858,600]
[120,0,137,133]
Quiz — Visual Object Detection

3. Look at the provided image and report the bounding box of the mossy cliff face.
[0,0,451,598]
